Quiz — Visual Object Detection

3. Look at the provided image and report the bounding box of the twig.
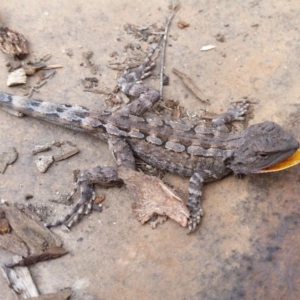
[159,1,179,100]
[172,68,209,103]
[42,64,63,70]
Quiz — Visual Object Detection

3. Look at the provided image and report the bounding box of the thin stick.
[42,64,63,70]
[159,2,179,100]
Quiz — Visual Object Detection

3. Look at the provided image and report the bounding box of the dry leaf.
[0,25,29,58]
[118,167,189,227]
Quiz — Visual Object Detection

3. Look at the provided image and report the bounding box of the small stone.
[25,194,34,200]
[177,20,190,29]
[35,155,53,173]
[216,33,226,43]
[0,217,10,234]
[93,195,105,204]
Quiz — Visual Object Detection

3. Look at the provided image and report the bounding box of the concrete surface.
[1,1,300,299]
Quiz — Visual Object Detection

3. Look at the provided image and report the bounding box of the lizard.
[0,44,299,233]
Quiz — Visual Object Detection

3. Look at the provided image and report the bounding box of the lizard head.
[224,121,299,175]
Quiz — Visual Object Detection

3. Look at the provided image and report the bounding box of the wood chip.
[2,255,39,298]
[0,232,29,256]
[27,288,72,300]
[7,68,27,86]
[0,25,29,58]
[0,203,62,255]
[172,68,209,103]
[53,142,79,162]
[5,246,68,268]
[32,144,52,155]
[42,64,63,70]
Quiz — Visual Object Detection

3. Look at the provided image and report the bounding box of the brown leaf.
[118,167,189,227]
[0,25,29,58]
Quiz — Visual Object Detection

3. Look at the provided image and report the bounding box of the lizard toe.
[187,208,204,234]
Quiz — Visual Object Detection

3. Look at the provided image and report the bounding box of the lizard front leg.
[46,137,135,229]
[187,102,250,233]
[45,166,123,228]
[187,167,232,233]
[212,101,249,130]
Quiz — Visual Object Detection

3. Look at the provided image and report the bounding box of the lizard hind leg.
[44,166,123,229]
[187,172,205,233]
[118,44,160,116]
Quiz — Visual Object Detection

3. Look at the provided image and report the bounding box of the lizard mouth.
[258,148,300,173]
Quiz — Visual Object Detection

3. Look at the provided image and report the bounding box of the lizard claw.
[212,101,250,127]
[187,206,204,234]
[227,101,250,121]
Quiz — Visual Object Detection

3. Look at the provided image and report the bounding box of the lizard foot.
[45,166,123,229]
[187,205,204,234]
[227,101,250,121]
[212,101,249,127]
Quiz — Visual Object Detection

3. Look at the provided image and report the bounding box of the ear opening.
[223,154,234,168]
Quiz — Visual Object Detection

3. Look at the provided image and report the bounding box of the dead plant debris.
[7,67,27,86]
[5,246,68,268]
[177,20,190,29]
[0,25,29,58]
[172,68,209,103]
[118,167,189,227]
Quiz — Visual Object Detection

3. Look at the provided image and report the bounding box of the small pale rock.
[35,155,53,173]
[32,144,51,155]
[200,45,216,51]
[0,147,18,173]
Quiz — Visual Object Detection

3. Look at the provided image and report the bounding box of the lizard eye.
[258,152,268,158]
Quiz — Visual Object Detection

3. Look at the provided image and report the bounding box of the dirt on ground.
[1,1,300,299]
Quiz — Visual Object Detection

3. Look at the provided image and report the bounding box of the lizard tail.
[0,91,105,134]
